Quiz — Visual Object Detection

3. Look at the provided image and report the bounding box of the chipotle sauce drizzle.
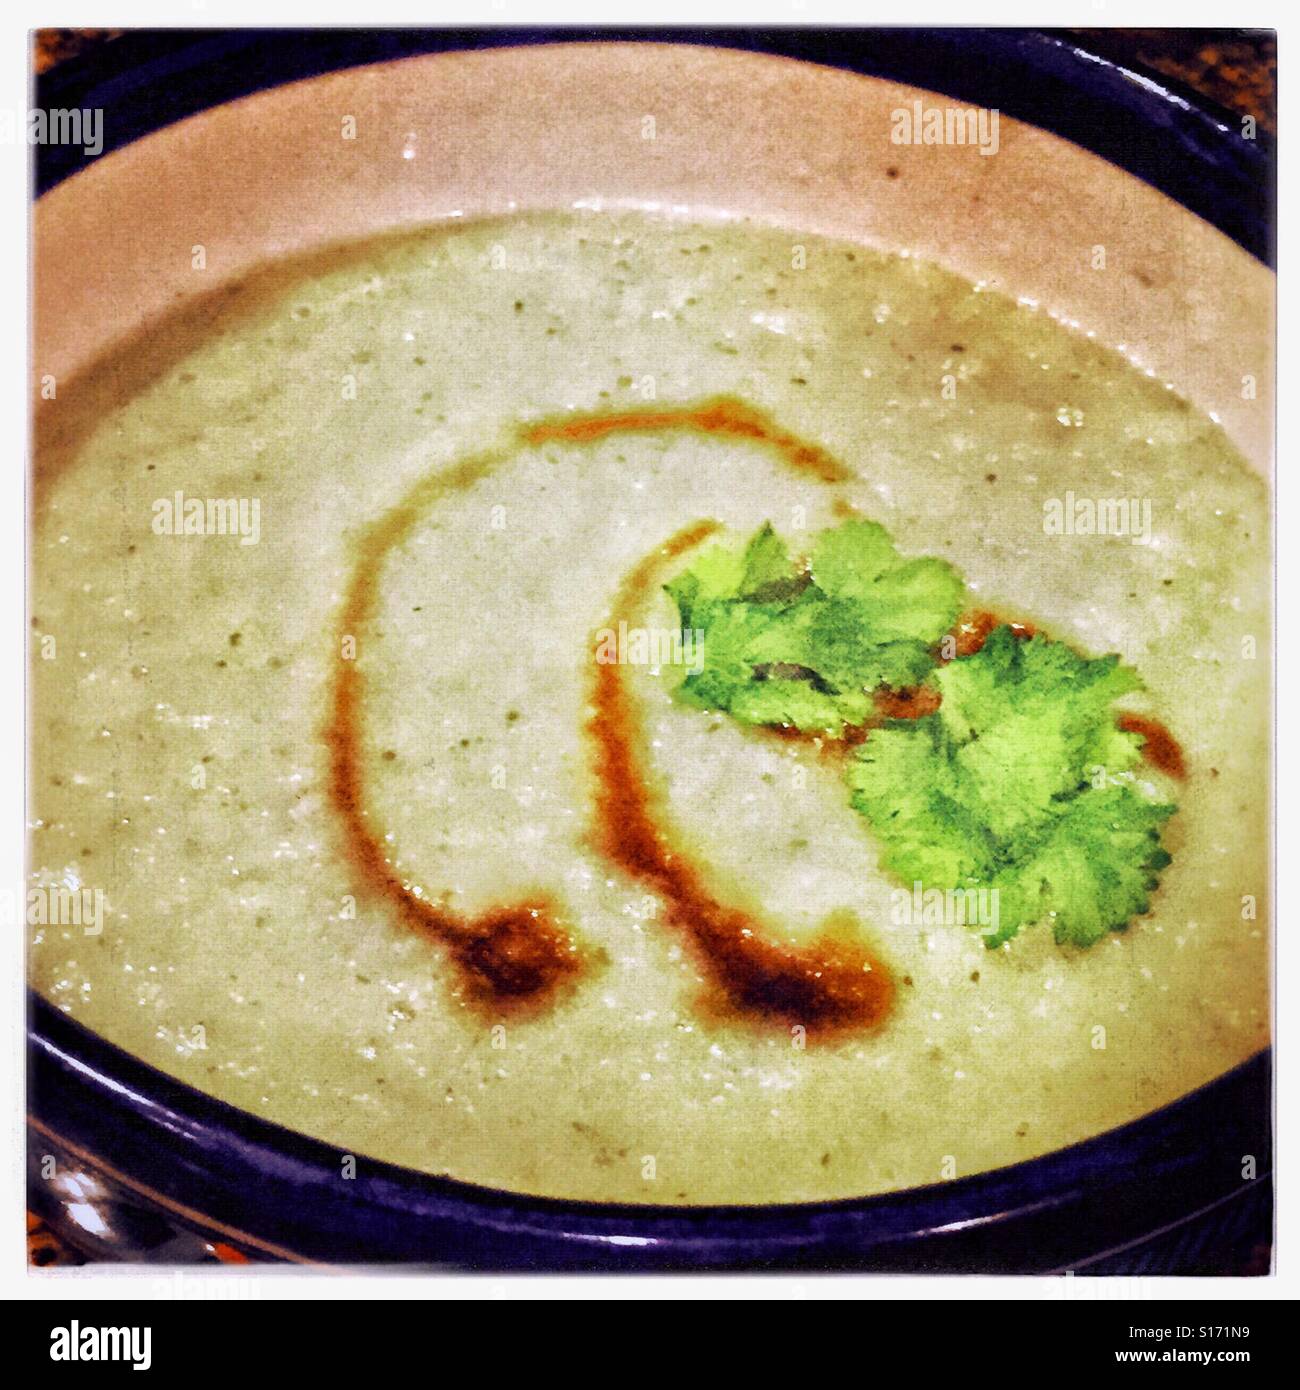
[324,447,585,1016]
[323,397,851,1021]
[1116,713,1187,781]
[589,522,894,1037]
[947,610,1036,659]
[521,397,853,484]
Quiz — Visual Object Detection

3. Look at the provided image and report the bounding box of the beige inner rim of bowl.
[34,41,1273,474]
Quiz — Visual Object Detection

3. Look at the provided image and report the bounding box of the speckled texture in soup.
[31,212,1269,1203]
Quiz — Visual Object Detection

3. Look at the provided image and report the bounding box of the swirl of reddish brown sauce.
[526,401,894,1037]
[324,398,892,1030]
[324,444,586,1017]
[325,395,1182,1027]
[588,522,895,1038]
[520,397,852,484]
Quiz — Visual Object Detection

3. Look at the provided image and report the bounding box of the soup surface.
[31,211,1269,1203]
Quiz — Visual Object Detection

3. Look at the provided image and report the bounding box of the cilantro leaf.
[846,627,1176,948]
[809,519,898,599]
[1007,787,1174,948]
[729,679,854,733]
[813,521,966,644]
[664,541,748,629]
[737,522,794,598]
[846,720,995,886]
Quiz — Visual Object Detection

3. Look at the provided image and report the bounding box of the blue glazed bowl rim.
[28,993,1272,1261]
[34,27,1274,266]
[30,28,1275,1262]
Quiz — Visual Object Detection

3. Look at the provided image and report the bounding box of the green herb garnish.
[667,519,965,735]
[664,521,1176,950]
[846,626,1175,948]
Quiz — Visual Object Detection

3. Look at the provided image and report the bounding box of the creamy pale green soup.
[31,211,1269,1203]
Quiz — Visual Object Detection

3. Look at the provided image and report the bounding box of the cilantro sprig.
[666,519,965,735]
[663,521,1177,950]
